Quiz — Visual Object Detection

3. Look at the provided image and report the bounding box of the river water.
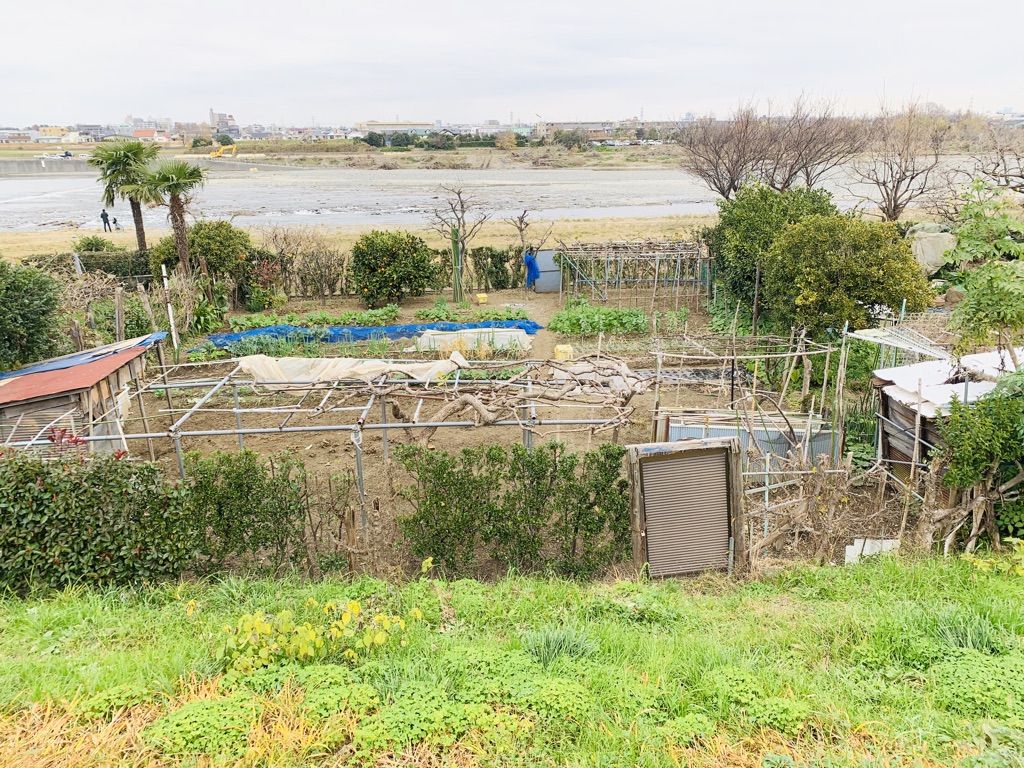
[0,164,871,232]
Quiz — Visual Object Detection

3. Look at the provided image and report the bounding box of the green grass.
[1,557,1023,765]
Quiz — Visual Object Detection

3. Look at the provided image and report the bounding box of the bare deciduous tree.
[849,103,949,221]
[975,122,1024,197]
[297,243,346,305]
[507,210,553,287]
[260,226,330,296]
[508,209,553,253]
[427,185,491,282]
[757,96,865,190]
[678,99,865,199]
[676,106,766,199]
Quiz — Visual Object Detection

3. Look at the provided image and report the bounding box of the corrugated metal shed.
[531,250,562,293]
[873,346,1023,488]
[0,333,165,454]
[0,347,150,407]
[0,333,165,381]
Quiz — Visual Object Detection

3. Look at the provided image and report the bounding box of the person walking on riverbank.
[100,209,111,232]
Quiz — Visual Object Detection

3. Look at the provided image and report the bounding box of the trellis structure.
[4,354,649,513]
[557,240,711,312]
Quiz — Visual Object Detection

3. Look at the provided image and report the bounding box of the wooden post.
[728,439,748,573]
[114,287,125,342]
[70,320,84,352]
[627,449,647,572]
[137,284,157,332]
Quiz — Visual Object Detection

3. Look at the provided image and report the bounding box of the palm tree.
[125,159,207,284]
[86,140,160,251]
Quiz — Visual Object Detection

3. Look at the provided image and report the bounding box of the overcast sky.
[3,0,1021,127]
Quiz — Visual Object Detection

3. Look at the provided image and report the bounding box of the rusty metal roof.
[0,347,150,408]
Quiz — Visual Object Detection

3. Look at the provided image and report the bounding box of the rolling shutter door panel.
[641,450,730,576]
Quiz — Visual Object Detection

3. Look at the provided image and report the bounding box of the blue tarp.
[0,332,167,381]
[204,321,543,350]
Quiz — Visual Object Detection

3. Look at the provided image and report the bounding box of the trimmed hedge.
[0,451,195,590]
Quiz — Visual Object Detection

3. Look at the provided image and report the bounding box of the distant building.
[74,124,105,139]
[535,121,616,140]
[132,129,170,143]
[354,120,434,137]
[209,109,240,137]
[38,126,68,138]
[124,115,174,133]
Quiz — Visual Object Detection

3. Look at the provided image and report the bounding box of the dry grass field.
[0,214,715,262]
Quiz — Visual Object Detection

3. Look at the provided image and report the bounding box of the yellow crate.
[554,344,573,360]
[475,293,488,305]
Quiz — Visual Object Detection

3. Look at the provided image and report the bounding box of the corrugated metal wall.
[641,449,731,576]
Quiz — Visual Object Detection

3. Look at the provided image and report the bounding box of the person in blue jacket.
[524,248,540,290]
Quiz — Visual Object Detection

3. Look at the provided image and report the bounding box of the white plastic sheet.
[237,352,468,388]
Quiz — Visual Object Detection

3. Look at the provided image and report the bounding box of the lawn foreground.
[0,556,1022,767]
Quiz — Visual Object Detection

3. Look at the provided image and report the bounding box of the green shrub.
[185,450,308,571]
[351,230,436,307]
[0,261,61,371]
[0,452,197,591]
[548,298,648,336]
[149,220,253,289]
[763,216,932,335]
[999,501,1024,539]
[395,442,629,577]
[469,246,520,291]
[143,694,256,759]
[76,248,151,277]
[243,285,287,312]
[703,184,838,308]
[72,235,121,253]
[89,293,153,342]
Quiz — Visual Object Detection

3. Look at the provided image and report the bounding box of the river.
[0,164,875,233]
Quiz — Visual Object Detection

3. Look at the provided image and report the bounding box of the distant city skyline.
[2,0,1021,127]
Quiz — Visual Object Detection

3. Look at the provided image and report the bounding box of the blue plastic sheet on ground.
[203,320,543,350]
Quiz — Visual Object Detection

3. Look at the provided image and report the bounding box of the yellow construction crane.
[209,144,238,158]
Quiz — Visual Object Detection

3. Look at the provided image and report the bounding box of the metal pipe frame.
[2,415,621,449]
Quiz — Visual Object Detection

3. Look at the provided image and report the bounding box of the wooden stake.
[114,287,125,342]
[137,284,157,332]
